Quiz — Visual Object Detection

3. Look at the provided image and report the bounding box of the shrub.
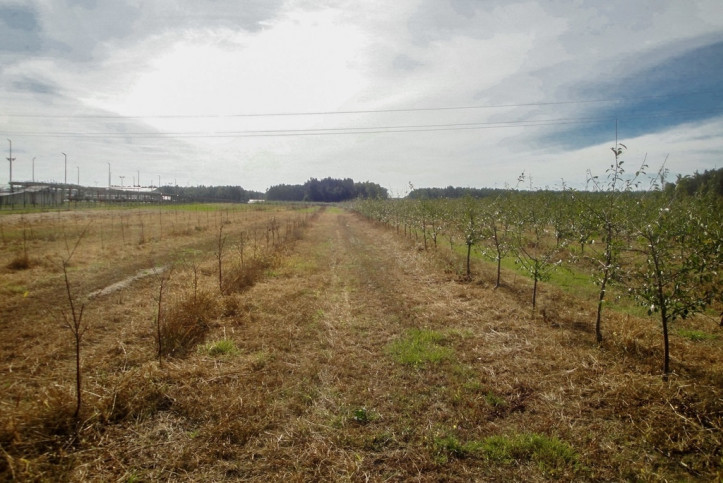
[99,365,173,423]
[222,255,274,293]
[160,291,219,357]
[7,254,30,270]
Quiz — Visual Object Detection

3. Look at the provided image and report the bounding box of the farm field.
[1,205,721,480]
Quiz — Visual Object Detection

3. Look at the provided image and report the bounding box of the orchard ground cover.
[0,206,720,480]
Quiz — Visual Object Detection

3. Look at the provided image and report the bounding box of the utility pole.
[137,170,140,187]
[107,162,111,189]
[62,152,67,184]
[119,175,125,188]
[7,139,15,192]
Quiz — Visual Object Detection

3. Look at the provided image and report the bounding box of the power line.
[3,89,721,120]
[3,117,607,137]
[3,107,722,139]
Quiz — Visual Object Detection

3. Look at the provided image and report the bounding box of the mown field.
[0,203,721,481]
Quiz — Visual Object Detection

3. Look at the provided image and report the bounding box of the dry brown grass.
[0,205,720,481]
[5,253,30,271]
[160,289,220,357]
[221,254,276,294]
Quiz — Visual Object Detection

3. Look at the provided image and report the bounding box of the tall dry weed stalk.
[155,268,172,368]
[7,219,31,270]
[217,223,227,294]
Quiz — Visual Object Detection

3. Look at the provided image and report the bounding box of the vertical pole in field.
[7,139,15,192]
[62,152,67,202]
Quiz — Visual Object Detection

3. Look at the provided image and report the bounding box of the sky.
[1,0,722,196]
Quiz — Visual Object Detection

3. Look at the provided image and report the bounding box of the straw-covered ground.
[1,205,721,481]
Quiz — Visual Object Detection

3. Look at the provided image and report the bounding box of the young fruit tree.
[581,143,646,343]
[479,197,512,288]
[457,197,484,279]
[627,190,721,375]
[511,192,564,311]
[57,224,92,419]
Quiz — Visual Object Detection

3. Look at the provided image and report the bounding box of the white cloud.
[1,0,722,193]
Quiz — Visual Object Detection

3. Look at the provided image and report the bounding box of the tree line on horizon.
[409,168,723,199]
[157,168,720,204]
[266,177,388,202]
[160,185,265,203]
[664,168,723,197]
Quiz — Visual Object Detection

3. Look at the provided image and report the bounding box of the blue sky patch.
[547,39,723,148]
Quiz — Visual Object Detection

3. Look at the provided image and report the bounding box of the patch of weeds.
[432,431,579,476]
[367,431,394,451]
[387,328,453,366]
[352,407,375,425]
[484,392,507,408]
[433,435,470,463]
[463,379,483,392]
[200,339,240,357]
[250,350,272,370]
[222,255,274,293]
[222,295,241,317]
[291,257,317,272]
[161,290,218,357]
[7,254,31,270]
[447,328,474,339]
[99,368,174,423]
[3,283,29,296]
[125,472,142,483]
[676,328,717,342]
[478,433,579,476]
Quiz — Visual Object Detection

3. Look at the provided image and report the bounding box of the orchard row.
[350,186,721,375]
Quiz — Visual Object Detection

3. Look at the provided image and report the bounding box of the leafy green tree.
[581,143,646,343]
[457,197,484,279]
[671,168,723,197]
[428,199,451,249]
[479,196,512,288]
[267,178,388,202]
[627,191,721,375]
[161,185,259,202]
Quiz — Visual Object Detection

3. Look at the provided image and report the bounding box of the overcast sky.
[1,0,722,195]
